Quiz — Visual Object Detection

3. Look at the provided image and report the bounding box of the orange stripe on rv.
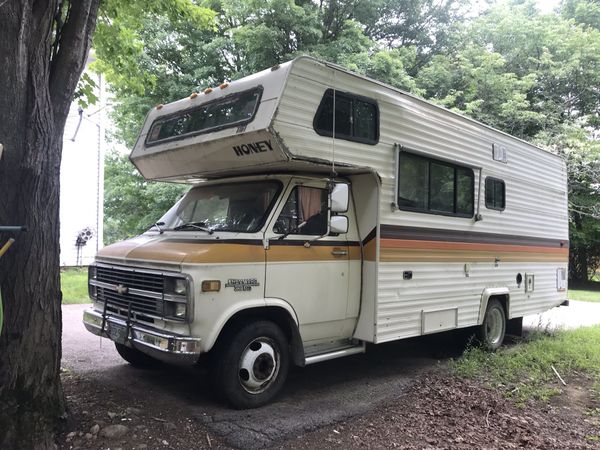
[98,240,360,264]
[380,239,568,254]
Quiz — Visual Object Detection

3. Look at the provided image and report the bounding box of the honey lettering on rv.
[233,140,273,156]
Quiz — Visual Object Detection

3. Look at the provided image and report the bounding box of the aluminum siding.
[272,57,568,343]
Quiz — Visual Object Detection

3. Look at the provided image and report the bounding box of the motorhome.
[83,56,569,408]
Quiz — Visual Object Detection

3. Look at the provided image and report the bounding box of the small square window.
[485,177,505,210]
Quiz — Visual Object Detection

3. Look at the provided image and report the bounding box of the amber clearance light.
[201,280,221,292]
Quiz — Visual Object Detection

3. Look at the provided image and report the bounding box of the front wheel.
[477,299,506,351]
[213,321,290,409]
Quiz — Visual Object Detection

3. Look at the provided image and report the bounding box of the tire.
[212,321,290,409]
[477,299,506,351]
[115,342,162,368]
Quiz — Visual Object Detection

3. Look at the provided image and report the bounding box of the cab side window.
[274,186,328,235]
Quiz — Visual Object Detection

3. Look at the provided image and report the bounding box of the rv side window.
[485,177,505,210]
[145,87,263,145]
[313,89,378,144]
[397,152,474,217]
[274,186,328,236]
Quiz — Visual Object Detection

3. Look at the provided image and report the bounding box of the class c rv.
[83,56,569,408]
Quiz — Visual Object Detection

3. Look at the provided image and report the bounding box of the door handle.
[331,248,348,256]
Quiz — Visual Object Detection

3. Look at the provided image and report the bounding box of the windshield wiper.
[152,221,165,234]
[173,221,214,234]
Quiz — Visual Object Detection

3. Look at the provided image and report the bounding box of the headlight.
[88,265,97,299]
[165,277,189,296]
[174,278,187,295]
[164,301,187,320]
[175,303,187,318]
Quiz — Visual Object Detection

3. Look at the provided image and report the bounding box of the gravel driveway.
[62,304,441,448]
[61,300,600,448]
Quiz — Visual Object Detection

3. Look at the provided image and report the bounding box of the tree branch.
[49,0,100,126]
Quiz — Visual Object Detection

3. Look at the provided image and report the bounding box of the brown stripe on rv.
[379,225,568,248]
[361,225,568,262]
[100,240,360,263]
[267,245,360,262]
[363,239,377,261]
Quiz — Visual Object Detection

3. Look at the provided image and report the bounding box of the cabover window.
[146,87,263,145]
[313,89,379,144]
[485,177,505,210]
[397,152,474,217]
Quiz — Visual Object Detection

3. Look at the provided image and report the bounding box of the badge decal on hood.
[225,278,260,292]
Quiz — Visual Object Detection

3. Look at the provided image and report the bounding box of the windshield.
[158,181,282,233]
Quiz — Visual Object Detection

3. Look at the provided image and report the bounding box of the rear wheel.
[477,299,506,351]
[213,321,290,409]
[115,342,161,368]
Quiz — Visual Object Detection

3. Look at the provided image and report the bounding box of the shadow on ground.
[78,329,473,449]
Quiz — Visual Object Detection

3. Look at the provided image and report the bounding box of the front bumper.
[83,308,202,365]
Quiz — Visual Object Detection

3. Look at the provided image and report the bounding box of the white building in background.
[59,69,105,266]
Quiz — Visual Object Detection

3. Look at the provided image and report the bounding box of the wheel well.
[489,294,509,318]
[212,307,305,367]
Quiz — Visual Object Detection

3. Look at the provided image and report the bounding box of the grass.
[61,268,90,304]
[453,325,600,405]
[569,289,600,303]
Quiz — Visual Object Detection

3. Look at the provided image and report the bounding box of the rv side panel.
[272,57,568,344]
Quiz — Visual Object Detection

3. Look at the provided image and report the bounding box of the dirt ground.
[57,368,600,450]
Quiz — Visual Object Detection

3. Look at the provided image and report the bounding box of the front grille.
[95,265,166,322]
[98,288,162,318]
[97,266,164,293]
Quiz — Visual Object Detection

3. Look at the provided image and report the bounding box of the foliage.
[96,0,470,147]
[536,125,600,280]
[95,0,600,280]
[454,325,600,405]
[104,151,188,244]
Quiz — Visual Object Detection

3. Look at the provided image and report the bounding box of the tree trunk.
[0,1,99,448]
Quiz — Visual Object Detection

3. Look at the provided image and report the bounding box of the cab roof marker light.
[156,104,164,110]
[204,88,213,94]
[219,83,229,89]
[190,92,198,99]
[271,64,280,71]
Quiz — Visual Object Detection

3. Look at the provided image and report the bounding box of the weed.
[453,325,600,404]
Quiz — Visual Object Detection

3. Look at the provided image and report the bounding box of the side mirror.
[330,215,348,234]
[330,183,349,213]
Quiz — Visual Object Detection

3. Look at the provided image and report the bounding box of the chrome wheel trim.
[485,307,504,346]
[238,337,280,394]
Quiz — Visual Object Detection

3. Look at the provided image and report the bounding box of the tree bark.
[0,1,99,448]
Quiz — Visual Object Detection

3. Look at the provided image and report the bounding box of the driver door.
[264,179,351,349]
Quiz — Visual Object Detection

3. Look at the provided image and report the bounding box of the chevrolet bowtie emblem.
[115,284,129,295]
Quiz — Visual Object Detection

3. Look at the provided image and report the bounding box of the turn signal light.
[201,280,221,292]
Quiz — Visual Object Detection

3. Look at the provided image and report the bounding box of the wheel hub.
[486,308,503,345]
[238,338,279,394]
